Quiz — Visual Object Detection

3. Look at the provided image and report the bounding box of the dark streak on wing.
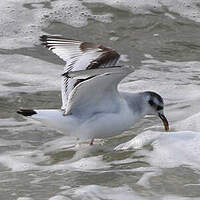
[75,44,120,86]
[77,54,118,86]
[40,35,57,49]
[73,76,96,88]
[80,43,120,70]
[40,35,75,49]
[40,35,74,42]
[80,42,98,52]
[40,35,120,92]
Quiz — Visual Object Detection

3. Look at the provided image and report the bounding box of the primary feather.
[40,35,120,110]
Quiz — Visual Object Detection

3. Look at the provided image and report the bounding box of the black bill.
[158,113,169,131]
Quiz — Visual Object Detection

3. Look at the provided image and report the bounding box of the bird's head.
[143,91,169,131]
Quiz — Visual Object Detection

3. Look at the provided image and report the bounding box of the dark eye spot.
[157,105,163,111]
[148,100,154,106]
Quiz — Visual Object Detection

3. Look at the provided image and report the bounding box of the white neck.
[120,92,148,120]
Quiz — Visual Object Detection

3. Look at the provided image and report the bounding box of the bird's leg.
[89,138,94,146]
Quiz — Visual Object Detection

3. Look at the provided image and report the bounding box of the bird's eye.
[148,100,154,106]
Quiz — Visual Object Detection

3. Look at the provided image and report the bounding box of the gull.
[17,35,169,145]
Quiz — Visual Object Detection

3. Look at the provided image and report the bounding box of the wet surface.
[1,0,200,199]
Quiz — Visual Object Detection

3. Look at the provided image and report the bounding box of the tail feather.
[17,109,37,116]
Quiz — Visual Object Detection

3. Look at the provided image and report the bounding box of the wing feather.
[40,35,120,110]
[64,66,134,116]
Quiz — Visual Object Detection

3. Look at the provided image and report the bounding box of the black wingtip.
[40,35,49,47]
[40,35,77,49]
[40,35,48,41]
[17,109,37,117]
[40,35,63,48]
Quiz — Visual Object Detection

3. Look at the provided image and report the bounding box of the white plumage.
[40,35,120,110]
[17,35,169,145]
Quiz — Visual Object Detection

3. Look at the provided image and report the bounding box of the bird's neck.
[120,92,147,119]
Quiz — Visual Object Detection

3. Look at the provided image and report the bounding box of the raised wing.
[64,66,134,116]
[40,35,120,110]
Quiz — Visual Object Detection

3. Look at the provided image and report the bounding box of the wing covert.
[64,66,134,116]
[40,35,120,110]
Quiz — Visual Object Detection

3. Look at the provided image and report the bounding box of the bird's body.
[31,92,147,139]
[17,35,169,144]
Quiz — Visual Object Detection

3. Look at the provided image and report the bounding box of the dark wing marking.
[40,35,120,110]
[65,66,134,116]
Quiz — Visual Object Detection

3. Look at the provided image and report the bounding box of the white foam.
[2,0,200,49]
[115,130,200,169]
[136,171,162,188]
[83,0,163,14]
[84,0,200,23]
[109,36,119,41]
[0,145,110,172]
[119,54,130,62]
[74,185,147,200]
[0,150,49,171]
[164,12,176,20]
[115,130,200,188]
[48,195,70,200]
[0,54,61,96]
[161,195,200,200]
[144,54,154,59]
[174,112,200,132]
[41,136,78,154]
[0,0,112,49]
[115,131,162,150]
[47,155,110,172]
[162,0,200,23]
[17,198,34,200]
[111,158,135,165]
[41,136,106,155]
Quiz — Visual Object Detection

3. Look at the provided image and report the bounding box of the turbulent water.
[1,0,200,199]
